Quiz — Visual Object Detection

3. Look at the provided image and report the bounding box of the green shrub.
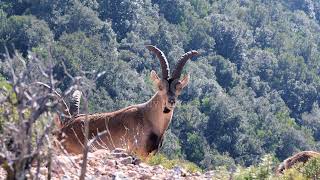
[281,167,305,180]
[146,153,202,173]
[211,166,232,180]
[0,78,18,132]
[234,154,278,180]
[302,156,320,179]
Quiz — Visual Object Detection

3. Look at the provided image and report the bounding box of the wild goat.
[54,45,198,157]
[276,151,320,174]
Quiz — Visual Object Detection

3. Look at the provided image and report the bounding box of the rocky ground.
[0,149,215,179]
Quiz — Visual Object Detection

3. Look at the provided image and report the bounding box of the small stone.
[40,167,47,175]
[132,157,141,165]
[127,164,135,168]
[127,170,138,177]
[105,159,116,167]
[173,166,188,177]
[61,175,72,180]
[93,167,102,176]
[139,163,149,168]
[181,171,188,177]
[140,173,152,179]
[100,175,110,180]
[88,159,98,166]
[167,169,175,175]
[204,170,214,177]
[112,148,126,154]
[94,149,111,157]
[119,157,133,165]
[112,171,128,180]
[153,165,164,170]
[112,152,128,158]
[121,166,128,170]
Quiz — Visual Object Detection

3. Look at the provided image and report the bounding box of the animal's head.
[146,45,198,112]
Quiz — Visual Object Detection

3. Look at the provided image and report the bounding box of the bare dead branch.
[46,135,52,180]
[87,131,108,148]
[0,48,87,179]
[79,92,89,180]
[32,55,49,78]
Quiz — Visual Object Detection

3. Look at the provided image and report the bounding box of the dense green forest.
[1,0,320,171]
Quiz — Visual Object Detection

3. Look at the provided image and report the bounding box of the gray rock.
[39,167,47,175]
[112,152,128,158]
[140,173,152,179]
[127,170,138,177]
[173,166,188,177]
[61,175,72,180]
[132,156,141,165]
[105,159,117,167]
[119,156,133,165]
[139,163,149,168]
[112,148,127,154]
[112,171,128,180]
[100,175,112,180]
[204,170,215,178]
[193,171,202,176]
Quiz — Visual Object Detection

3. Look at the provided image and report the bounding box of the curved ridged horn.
[172,50,198,79]
[146,45,170,80]
[69,90,82,117]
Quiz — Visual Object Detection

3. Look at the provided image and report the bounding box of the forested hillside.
[1,0,320,171]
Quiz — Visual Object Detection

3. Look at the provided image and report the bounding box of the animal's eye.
[158,84,164,91]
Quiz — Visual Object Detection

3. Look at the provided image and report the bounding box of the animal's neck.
[143,92,174,135]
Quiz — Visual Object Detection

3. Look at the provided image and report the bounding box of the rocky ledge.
[0,149,214,179]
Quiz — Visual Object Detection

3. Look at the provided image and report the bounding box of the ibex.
[54,45,198,157]
[276,151,320,174]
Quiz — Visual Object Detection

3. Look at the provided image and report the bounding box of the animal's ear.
[179,74,190,89]
[150,70,161,84]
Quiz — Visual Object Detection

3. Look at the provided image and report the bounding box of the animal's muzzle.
[168,97,175,105]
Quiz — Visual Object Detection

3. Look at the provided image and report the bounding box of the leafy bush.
[0,78,18,132]
[234,154,278,180]
[146,153,202,173]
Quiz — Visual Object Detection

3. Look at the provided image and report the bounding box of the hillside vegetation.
[1,0,320,173]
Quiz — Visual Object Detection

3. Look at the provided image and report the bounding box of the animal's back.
[276,151,320,174]
[55,105,148,154]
